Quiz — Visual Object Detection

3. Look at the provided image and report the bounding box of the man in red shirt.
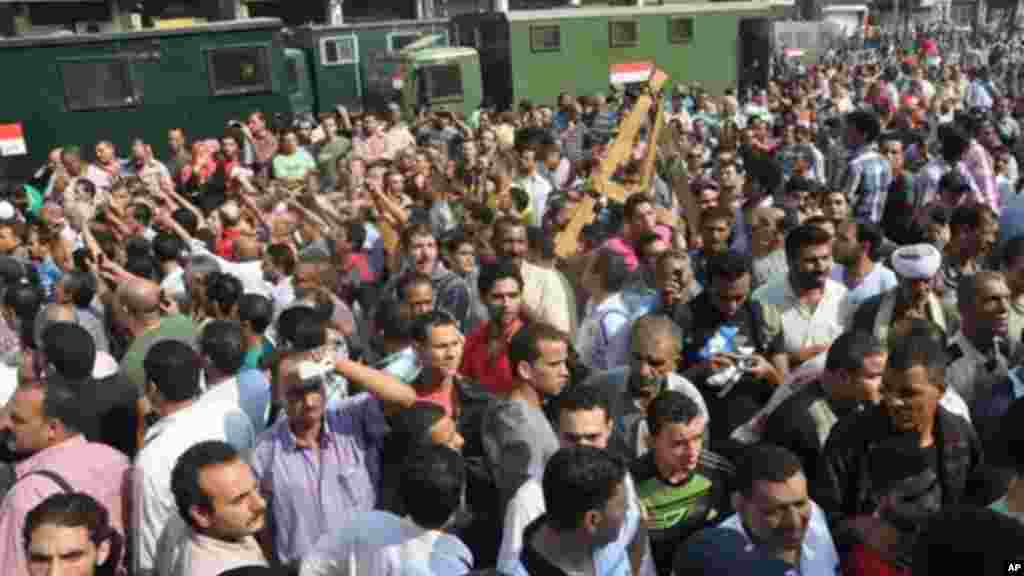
[460,261,527,396]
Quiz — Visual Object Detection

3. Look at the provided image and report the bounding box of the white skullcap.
[0,202,14,221]
[891,243,941,280]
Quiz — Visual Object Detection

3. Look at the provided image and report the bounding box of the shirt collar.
[279,415,334,452]
[16,435,87,476]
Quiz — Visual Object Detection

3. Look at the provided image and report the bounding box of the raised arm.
[334,358,416,415]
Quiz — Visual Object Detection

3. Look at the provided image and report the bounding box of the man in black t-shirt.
[675,250,786,459]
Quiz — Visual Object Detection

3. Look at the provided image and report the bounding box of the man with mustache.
[582,314,707,460]
[753,224,851,369]
[849,243,959,350]
[156,441,269,576]
[946,271,1012,417]
[676,250,785,461]
[817,320,993,563]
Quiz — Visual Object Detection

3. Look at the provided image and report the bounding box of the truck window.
[207,45,272,96]
[423,64,462,101]
[320,36,358,66]
[530,25,561,52]
[668,17,694,44]
[61,60,139,111]
[609,21,639,48]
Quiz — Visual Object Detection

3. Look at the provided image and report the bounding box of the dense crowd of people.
[4,22,1024,576]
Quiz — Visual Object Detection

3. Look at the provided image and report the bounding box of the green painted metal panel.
[300,20,450,114]
[0,21,292,179]
[506,9,768,105]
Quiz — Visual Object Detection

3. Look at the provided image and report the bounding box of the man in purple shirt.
[251,330,417,570]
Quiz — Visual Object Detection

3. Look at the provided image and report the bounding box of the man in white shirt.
[754,224,851,370]
[300,445,473,576]
[198,320,272,434]
[510,447,634,576]
[718,444,839,575]
[133,341,255,576]
[515,146,553,228]
[498,385,656,576]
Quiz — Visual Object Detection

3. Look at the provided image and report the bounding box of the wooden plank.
[554,71,669,259]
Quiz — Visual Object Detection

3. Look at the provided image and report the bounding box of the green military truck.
[0,17,482,185]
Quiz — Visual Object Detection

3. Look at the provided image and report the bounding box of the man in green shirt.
[272,129,317,183]
[116,277,198,400]
[238,293,275,370]
[314,114,351,189]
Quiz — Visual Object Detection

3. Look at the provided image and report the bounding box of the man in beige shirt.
[155,441,268,576]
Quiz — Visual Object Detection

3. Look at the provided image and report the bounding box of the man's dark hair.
[477,260,524,297]
[591,248,630,294]
[411,310,459,343]
[144,340,202,402]
[557,384,611,421]
[152,232,183,264]
[23,492,113,552]
[200,320,246,376]
[375,299,413,343]
[60,270,97,309]
[646,390,703,437]
[847,109,882,143]
[825,331,885,373]
[938,170,971,201]
[950,204,995,237]
[734,444,804,497]
[542,446,627,532]
[854,221,884,262]
[42,322,95,380]
[398,273,433,302]
[400,222,436,247]
[291,309,327,352]
[401,444,466,530]
[786,175,820,196]
[41,375,87,436]
[706,250,751,287]
[172,208,199,237]
[623,193,654,223]
[784,224,832,262]
[527,225,556,261]
[276,305,317,349]
[266,243,296,277]
[346,221,367,252]
[508,322,568,373]
[913,505,1024,575]
[886,319,948,389]
[206,272,243,316]
[938,123,971,164]
[171,440,240,531]
[237,294,273,335]
[1001,235,1024,269]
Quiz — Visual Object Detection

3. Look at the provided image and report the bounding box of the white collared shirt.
[500,474,656,576]
[753,277,851,361]
[515,172,553,228]
[717,501,840,576]
[300,510,474,576]
[132,398,255,575]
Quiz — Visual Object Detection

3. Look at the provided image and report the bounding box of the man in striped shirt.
[840,110,892,224]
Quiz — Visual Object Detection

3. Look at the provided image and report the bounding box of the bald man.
[117,278,198,449]
[581,313,709,459]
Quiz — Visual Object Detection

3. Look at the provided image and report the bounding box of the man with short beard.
[753,224,851,369]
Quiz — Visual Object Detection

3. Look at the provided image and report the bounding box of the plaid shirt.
[841,143,893,224]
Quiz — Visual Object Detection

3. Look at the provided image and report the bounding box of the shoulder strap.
[17,470,73,493]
